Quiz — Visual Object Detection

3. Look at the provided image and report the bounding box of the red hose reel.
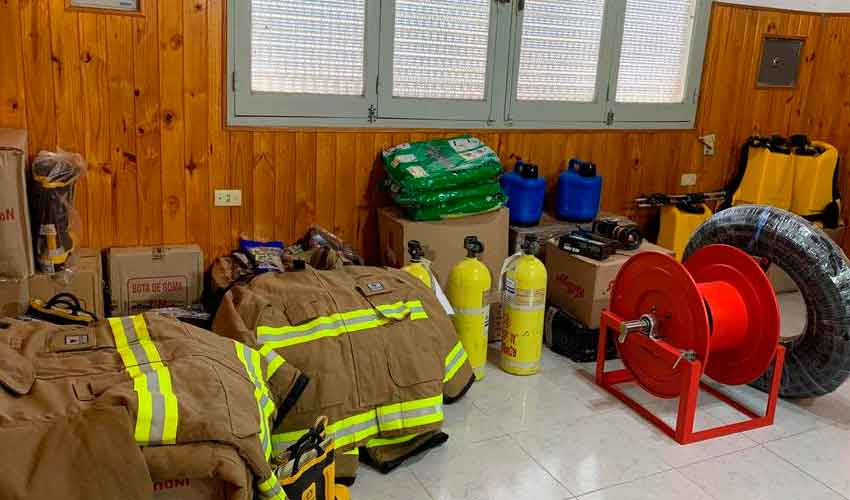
[596,244,786,444]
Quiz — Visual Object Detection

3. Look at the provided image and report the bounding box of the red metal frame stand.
[595,310,786,445]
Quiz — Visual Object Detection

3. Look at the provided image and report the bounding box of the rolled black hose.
[685,205,850,398]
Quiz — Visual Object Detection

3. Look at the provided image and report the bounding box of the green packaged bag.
[403,193,507,221]
[383,136,503,193]
[393,180,503,208]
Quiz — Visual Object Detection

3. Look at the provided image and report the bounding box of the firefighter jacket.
[0,313,307,500]
[212,265,475,477]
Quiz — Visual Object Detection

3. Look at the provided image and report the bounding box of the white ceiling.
[723,0,850,12]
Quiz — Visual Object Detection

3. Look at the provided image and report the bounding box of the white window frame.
[227,0,713,129]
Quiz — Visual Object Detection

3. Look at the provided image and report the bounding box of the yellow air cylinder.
[791,141,839,217]
[401,240,432,288]
[658,203,713,260]
[500,236,547,376]
[732,142,794,210]
[448,236,492,381]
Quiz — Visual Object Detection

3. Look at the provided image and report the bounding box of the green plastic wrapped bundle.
[383,135,503,194]
[403,193,507,221]
[392,180,503,208]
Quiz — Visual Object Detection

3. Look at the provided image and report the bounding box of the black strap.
[44,293,98,321]
[287,421,326,472]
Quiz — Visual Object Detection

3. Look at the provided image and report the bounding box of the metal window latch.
[368,105,377,123]
[606,110,615,126]
[673,350,698,370]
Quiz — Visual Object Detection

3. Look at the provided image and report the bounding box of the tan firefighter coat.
[212,265,475,477]
[0,313,306,500]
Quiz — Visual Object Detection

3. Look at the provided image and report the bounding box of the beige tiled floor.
[351,328,850,499]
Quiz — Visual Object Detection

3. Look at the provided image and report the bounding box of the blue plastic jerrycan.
[557,159,602,222]
[501,158,546,226]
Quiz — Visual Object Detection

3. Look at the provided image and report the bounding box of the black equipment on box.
[546,308,618,363]
[591,218,643,250]
[558,231,618,261]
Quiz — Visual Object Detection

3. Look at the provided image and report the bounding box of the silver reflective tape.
[333,417,378,440]
[444,345,466,376]
[122,316,139,344]
[259,481,284,499]
[242,343,272,455]
[258,313,379,343]
[377,404,442,426]
[123,317,168,444]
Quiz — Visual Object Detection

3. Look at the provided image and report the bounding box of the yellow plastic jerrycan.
[447,236,492,381]
[791,141,839,217]
[658,203,713,260]
[499,235,547,376]
[401,240,432,288]
[732,138,794,210]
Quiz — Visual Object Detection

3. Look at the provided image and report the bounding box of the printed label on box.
[127,276,189,313]
[555,273,585,299]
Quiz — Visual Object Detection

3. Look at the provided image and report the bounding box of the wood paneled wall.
[0,1,847,263]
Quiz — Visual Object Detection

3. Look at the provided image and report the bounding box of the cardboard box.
[0,278,28,317]
[379,207,509,289]
[545,240,675,329]
[153,479,226,500]
[0,129,35,279]
[28,249,105,318]
[107,245,204,316]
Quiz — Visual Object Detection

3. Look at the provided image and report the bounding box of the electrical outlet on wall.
[214,190,242,207]
[681,174,698,187]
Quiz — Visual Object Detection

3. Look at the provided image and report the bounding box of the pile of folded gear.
[382,135,506,221]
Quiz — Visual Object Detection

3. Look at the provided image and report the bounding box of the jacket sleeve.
[423,284,475,403]
[211,286,264,345]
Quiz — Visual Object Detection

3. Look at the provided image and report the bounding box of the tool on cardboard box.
[591,218,643,250]
[499,235,547,376]
[448,236,492,381]
[558,231,618,261]
[30,150,86,274]
[25,293,97,326]
[596,245,784,444]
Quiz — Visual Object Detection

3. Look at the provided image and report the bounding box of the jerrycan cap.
[464,236,485,258]
[407,240,425,262]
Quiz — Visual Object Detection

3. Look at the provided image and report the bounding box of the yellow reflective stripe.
[257,301,428,353]
[108,315,179,446]
[235,342,276,460]
[443,341,469,383]
[367,433,421,448]
[344,449,360,456]
[257,473,286,500]
[133,316,179,444]
[265,352,286,380]
[272,395,444,453]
